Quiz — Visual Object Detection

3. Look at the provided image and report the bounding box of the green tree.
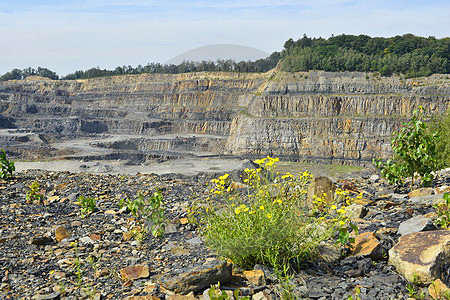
[375,106,439,187]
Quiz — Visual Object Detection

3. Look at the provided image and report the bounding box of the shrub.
[194,156,356,270]
[428,109,450,169]
[78,195,97,217]
[433,193,449,229]
[26,181,44,203]
[119,191,165,239]
[0,149,15,180]
[374,106,439,187]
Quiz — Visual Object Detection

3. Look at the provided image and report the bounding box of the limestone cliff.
[0,70,448,164]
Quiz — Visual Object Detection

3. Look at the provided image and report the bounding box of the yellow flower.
[259,205,265,210]
[273,199,283,204]
[337,208,346,214]
[282,172,293,179]
[339,220,346,226]
[266,213,272,219]
[330,205,337,210]
[249,211,256,215]
[242,207,249,212]
[235,208,241,214]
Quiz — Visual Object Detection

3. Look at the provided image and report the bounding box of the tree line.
[0,53,280,82]
[0,67,59,81]
[1,34,449,81]
[281,33,449,77]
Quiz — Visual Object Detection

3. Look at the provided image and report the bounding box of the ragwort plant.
[196,156,357,270]
[0,149,15,180]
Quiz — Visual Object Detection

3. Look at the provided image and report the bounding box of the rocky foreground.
[0,167,449,300]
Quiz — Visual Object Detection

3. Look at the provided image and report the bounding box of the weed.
[374,105,439,187]
[0,149,15,180]
[78,195,97,217]
[434,193,450,229]
[195,156,357,270]
[26,181,44,204]
[119,190,165,239]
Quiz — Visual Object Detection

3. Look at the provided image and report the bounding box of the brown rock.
[243,269,265,286]
[230,181,248,189]
[167,294,197,300]
[55,226,71,242]
[428,279,449,299]
[351,232,384,260]
[388,231,450,283]
[340,179,358,192]
[435,185,450,194]
[308,176,335,205]
[345,204,368,220]
[408,187,434,198]
[124,297,160,300]
[158,260,232,294]
[123,231,133,241]
[89,233,101,241]
[179,218,189,225]
[120,264,150,281]
[94,269,110,278]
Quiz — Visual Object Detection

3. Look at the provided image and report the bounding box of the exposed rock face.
[0,71,448,164]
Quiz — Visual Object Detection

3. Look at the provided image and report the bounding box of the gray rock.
[397,215,434,236]
[186,236,203,245]
[30,236,53,246]
[408,194,444,205]
[158,260,232,294]
[32,292,60,300]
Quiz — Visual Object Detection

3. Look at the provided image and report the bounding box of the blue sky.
[1,0,449,76]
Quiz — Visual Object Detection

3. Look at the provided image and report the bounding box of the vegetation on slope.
[281,34,449,77]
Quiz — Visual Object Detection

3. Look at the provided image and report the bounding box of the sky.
[0,0,449,76]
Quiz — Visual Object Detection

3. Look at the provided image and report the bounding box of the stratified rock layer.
[0,71,448,164]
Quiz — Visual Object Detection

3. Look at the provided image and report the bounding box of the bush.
[26,181,44,204]
[78,195,97,217]
[193,156,356,270]
[428,109,450,169]
[374,106,439,187]
[119,191,165,239]
[0,149,15,180]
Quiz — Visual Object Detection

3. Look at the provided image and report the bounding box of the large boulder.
[388,231,450,283]
[308,176,335,205]
[158,260,232,294]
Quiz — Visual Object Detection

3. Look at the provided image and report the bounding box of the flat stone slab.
[388,230,450,283]
[397,215,433,236]
[158,260,232,294]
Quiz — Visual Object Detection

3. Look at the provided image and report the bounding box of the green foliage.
[374,106,439,187]
[194,157,357,270]
[62,53,280,79]
[281,34,450,77]
[119,191,166,239]
[78,195,97,217]
[0,67,59,81]
[434,193,450,229]
[207,283,250,300]
[26,181,44,203]
[0,149,15,180]
[428,109,450,169]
